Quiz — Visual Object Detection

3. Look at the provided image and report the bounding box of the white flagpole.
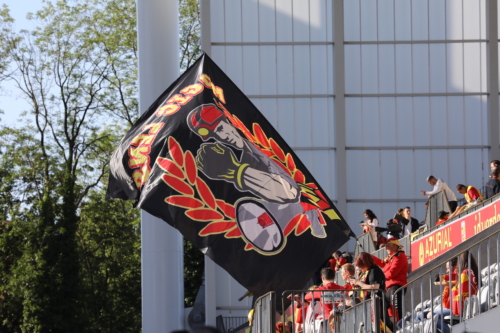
[136,0,184,331]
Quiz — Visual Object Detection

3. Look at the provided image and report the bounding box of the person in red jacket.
[371,238,408,323]
[304,267,342,320]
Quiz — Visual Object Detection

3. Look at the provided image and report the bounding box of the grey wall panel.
[360,0,377,42]
[310,98,335,147]
[242,46,260,95]
[210,0,225,42]
[224,0,242,42]
[310,45,334,94]
[412,97,431,146]
[395,97,413,146]
[414,149,432,187]
[347,202,366,235]
[396,150,416,198]
[412,44,430,93]
[241,0,259,42]
[445,0,463,40]
[258,46,278,94]
[463,0,484,40]
[380,150,398,198]
[429,0,446,40]
[224,46,244,89]
[276,98,295,145]
[211,46,225,70]
[293,98,313,147]
[395,45,413,92]
[293,45,312,93]
[292,0,311,42]
[249,98,278,129]
[430,149,449,179]
[364,150,383,200]
[344,0,360,42]
[464,148,488,188]
[345,45,361,94]
[345,98,362,146]
[429,44,447,92]
[446,43,464,92]
[346,151,364,199]
[464,96,486,146]
[377,0,395,40]
[361,45,379,94]
[411,0,429,41]
[304,0,333,42]
[378,45,396,93]
[275,0,293,42]
[360,97,380,147]
[429,96,448,145]
[448,149,467,188]
[276,46,294,94]
[258,0,277,42]
[394,0,412,41]
[447,96,466,144]
[463,43,486,92]
[379,98,397,146]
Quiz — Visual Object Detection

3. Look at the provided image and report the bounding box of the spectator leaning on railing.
[304,267,342,321]
[456,184,483,205]
[435,210,450,226]
[421,175,458,212]
[371,238,408,323]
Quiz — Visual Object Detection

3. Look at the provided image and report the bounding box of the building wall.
[201,0,499,319]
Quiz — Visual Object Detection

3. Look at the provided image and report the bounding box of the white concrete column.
[200,0,217,326]
[204,257,217,326]
[487,0,500,160]
[137,0,184,331]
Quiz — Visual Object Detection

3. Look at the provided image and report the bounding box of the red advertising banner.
[411,200,500,270]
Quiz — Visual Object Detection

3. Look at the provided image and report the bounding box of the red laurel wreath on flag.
[157,136,245,240]
[158,107,340,252]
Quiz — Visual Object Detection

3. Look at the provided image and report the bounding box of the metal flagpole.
[136,0,184,331]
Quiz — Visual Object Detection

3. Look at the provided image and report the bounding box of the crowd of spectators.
[285,239,408,332]
[274,162,500,333]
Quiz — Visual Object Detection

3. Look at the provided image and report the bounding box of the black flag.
[107,53,355,299]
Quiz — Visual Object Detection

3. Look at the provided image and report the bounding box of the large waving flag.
[107,53,355,298]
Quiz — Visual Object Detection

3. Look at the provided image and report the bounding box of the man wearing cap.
[371,238,408,323]
[187,104,326,254]
[435,211,449,226]
[421,176,457,212]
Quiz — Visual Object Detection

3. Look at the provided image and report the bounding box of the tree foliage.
[0,0,204,330]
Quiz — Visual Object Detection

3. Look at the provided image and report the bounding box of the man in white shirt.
[420,175,458,212]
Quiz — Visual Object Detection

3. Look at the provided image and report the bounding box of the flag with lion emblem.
[107,53,355,298]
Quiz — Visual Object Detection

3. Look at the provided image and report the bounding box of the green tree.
[0,0,205,330]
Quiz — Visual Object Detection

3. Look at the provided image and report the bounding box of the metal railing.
[216,317,249,333]
[424,190,451,230]
[394,226,500,333]
[251,292,276,333]
[355,232,377,257]
[282,288,390,333]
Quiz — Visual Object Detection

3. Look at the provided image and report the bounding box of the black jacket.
[485,177,500,200]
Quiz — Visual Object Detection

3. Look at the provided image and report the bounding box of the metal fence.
[394,226,500,333]
[355,233,377,258]
[215,316,249,333]
[424,191,451,230]
[281,288,390,333]
[251,292,276,333]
